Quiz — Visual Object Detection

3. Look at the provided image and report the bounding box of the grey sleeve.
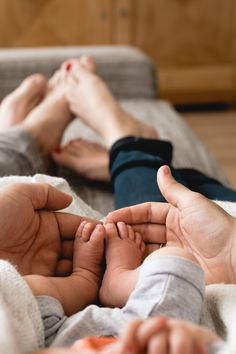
[36,296,67,347]
[122,256,205,324]
[51,255,205,348]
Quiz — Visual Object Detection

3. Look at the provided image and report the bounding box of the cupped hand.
[0,183,99,276]
[106,166,236,284]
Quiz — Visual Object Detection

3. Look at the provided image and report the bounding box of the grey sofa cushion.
[0,45,157,101]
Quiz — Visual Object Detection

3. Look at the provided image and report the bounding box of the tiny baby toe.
[117,221,128,239]
[76,220,87,238]
[105,222,119,239]
[127,225,135,240]
[81,222,94,241]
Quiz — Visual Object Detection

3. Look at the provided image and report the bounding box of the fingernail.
[66,63,72,71]
[53,146,61,153]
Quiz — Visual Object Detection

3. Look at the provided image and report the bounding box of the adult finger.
[169,326,193,354]
[136,317,168,350]
[157,166,199,209]
[13,183,73,210]
[147,330,168,354]
[60,240,73,260]
[121,319,143,353]
[56,259,73,276]
[55,213,101,240]
[106,202,170,225]
[132,224,166,243]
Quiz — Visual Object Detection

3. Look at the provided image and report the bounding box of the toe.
[90,224,106,246]
[127,225,135,240]
[81,222,95,242]
[80,55,96,72]
[76,220,87,238]
[117,221,128,239]
[135,232,143,248]
[105,223,119,240]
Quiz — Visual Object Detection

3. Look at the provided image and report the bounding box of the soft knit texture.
[0,261,44,354]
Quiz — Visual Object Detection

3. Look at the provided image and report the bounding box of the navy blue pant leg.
[109,137,236,209]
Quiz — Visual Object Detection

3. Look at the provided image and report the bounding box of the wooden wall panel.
[133,0,235,67]
[0,0,112,47]
[112,0,133,44]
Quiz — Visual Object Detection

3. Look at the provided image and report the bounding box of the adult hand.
[116,317,220,354]
[106,165,236,284]
[0,183,98,276]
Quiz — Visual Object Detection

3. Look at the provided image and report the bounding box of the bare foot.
[22,70,73,155]
[66,58,158,148]
[74,221,105,279]
[52,138,110,181]
[99,222,145,308]
[0,74,47,129]
[25,221,106,316]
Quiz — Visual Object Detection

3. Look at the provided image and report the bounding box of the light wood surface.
[182,108,236,188]
[0,0,112,46]
[112,0,133,44]
[134,0,235,66]
[159,66,236,104]
[133,0,236,104]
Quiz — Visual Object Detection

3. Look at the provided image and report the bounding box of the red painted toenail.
[53,146,61,153]
[66,63,72,71]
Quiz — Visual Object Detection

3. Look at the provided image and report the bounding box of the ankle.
[99,268,139,308]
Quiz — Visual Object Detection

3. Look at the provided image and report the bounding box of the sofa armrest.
[0,45,158,101]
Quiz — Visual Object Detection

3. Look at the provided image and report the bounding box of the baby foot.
[0,74,47,129]
[64,221,106,314]
[25,221,106,316]
[99,222,145,308]
[52,138,110,181]
[66,57,157,148]
[74,221,105,279]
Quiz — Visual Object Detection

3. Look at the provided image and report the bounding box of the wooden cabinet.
[132,0,236,104]
[0,0,236,104]
[0,0,112,46]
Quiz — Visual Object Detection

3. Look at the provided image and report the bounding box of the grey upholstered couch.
[0,45,227,215]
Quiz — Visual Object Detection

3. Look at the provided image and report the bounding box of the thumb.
[13,183,72,210]
[157,165,195,209]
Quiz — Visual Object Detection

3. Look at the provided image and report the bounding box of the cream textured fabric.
[0,261,44,354]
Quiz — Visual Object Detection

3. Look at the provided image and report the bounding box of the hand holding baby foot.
[25,221,105,316]
[99,222,145,308]
[107,165,236,284]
